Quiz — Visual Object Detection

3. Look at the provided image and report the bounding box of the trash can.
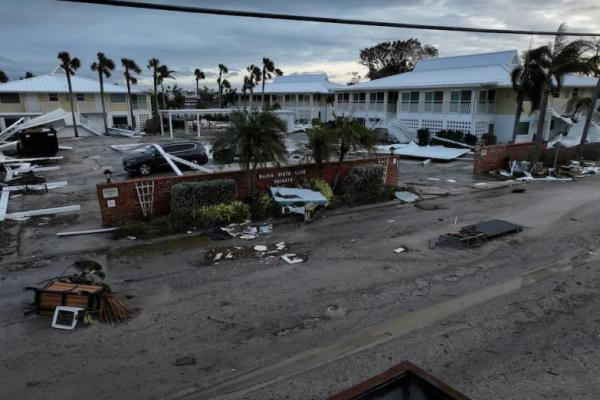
[16,127,59,157]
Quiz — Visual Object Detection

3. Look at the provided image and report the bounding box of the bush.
[212,147,235,163]
[304,178,334,201]
[170,179,237,226]
[142,118,162,135]
[191,201,249,228]
[437,129,464,143]
[417,128,430,146]
[464,133,478,146]
[249,192,282,220]
[482,133,497,146]
[341,164,385,205]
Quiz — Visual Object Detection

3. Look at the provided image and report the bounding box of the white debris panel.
[376,142,471,161]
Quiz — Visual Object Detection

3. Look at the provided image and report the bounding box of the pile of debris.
[25,260,137,330]
[217,220,273,240]
[491,160,571,182]
[204,241,306,265]
[558,160,600,177]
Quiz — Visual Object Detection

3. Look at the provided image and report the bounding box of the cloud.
[0,0,598,90]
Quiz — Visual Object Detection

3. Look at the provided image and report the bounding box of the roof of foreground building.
[260,73,343,94]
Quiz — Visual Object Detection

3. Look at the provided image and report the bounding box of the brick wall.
[97,156,400,226]
[473,142,537,174]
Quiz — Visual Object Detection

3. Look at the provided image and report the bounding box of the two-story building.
[0,67,152,135]
[333,50,599,144]
[237,74,342,124]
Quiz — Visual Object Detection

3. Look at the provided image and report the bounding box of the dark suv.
[123,142,209,176]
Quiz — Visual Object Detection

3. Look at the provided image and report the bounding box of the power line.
[58,0,600,37]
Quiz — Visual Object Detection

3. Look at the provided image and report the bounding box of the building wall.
[96,156,400,226]
[473,142,537,174]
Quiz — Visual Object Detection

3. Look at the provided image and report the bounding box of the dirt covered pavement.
[2,177,600,399]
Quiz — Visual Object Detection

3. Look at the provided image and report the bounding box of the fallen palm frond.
[98,293,139,325]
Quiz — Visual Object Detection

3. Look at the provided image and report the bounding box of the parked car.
[123,142,209,176]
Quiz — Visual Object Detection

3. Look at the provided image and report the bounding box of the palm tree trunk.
[98,72,108,135]
[126,78,136,129]
[532,88,550,164]
[332,150,346,191]
[511,91,524,143]
[152,73,159,117]
[66,73,79,138]
[261,72,266,109]
[575,78,600,159]
[160,84,166,110]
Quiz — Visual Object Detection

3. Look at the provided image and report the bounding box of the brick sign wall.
[97,156,399,226]
[473,142,537,175]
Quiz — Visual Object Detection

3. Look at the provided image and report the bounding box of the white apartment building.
[333,50,599,144]
[237,74,342,123]
[0,67,152,135]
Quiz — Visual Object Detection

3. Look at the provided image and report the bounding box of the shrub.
[191,201,249,228]
[417,128,430,146]
[437,129,464,143]
[170,179,237,226]
[482,133,497,146]
[142,118,162,135]
[341,164,385,205]
[304,178,334,201]
[249,192,282,220]
[464,133,478,146]
[212,147,235,163]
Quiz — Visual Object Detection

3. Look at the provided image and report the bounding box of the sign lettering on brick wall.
[258,169,306,185]
[102,187,119,199]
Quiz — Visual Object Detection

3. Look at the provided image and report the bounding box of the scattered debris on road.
[395,191,420,203]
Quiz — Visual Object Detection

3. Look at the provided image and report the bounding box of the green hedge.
[170,179,237,226]
[191,201,249,228]
[341,164,385,205]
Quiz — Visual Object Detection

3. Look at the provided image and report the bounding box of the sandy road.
[2,177,600,399]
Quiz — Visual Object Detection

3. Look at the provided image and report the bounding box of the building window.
[388,92,398,104]
[401,91,419,112]
[76,93,85,101]
[369,92,384,104]
[0,93,20,104]
[478,90,495,114]
[450,90,472,113]
[572,88,580,97]
[337,94,343,103]
[131,94,146,103]
[110,94,126,103]
[424,91,443,112]
[353,92,366,103]
[112,115,128,127]
[48,93,58,102]
[552,91,560,98]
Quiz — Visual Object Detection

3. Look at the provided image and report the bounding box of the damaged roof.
[338,49,598,91]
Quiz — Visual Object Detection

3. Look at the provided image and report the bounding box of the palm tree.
[212,110,286,196]
[260,58,283,108]
[510,50,545,142]
[576,40,600,158]
[58,51,81,137]
[24,72,34,79]
[564,95,593,119]
[245,64,261,108]
[306,123,337,178]
[91,52,115,134]
[157,65,175,110]
[170,84,185,109]
[121,58,142,129]
[216,64,229,107]
[194,68,206,96]
[0,70,8,83]
[530,24,589,163]
[329,117,377,189]
[147,58,160,116]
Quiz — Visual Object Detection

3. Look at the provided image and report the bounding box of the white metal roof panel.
[414,50,519,72]
[0,73,137,94]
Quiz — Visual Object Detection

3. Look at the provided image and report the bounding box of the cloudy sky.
[1,0,599,90]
